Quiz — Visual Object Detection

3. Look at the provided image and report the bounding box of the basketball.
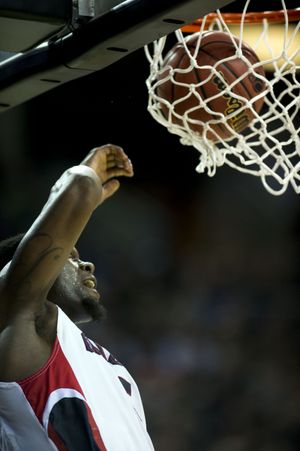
[156,31,266,141]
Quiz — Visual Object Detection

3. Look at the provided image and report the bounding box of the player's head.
[47,247,106,324]
[0,234,105,324]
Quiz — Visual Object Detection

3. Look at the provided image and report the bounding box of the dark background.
[0,1,300,450]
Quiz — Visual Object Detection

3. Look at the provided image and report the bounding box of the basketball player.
[0,144,155,450]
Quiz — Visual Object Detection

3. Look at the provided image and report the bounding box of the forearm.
[3,165,103,308]
[46,165,102,209]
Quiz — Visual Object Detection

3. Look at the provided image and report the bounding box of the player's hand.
[80,144,133,204]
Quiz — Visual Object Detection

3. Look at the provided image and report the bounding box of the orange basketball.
[157,31,266,142]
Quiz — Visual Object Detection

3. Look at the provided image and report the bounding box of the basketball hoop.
[145,0,300,195]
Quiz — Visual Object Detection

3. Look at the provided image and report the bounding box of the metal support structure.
[0,0,234,112]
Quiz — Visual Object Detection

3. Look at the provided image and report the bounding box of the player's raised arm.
[0,144,133,320]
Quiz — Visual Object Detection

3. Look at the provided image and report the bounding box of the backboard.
[0,0,235,112]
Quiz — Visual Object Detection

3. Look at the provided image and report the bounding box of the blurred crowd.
[79,173,300,451]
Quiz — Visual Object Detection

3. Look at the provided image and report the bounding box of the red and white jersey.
[0,306,155,451]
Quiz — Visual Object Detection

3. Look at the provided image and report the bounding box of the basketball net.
[145,0,300,195]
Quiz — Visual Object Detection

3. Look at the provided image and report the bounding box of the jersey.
[0,306,155,451]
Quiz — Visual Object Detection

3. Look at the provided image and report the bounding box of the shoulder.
[0,302,58,382]
[0,260,11,297]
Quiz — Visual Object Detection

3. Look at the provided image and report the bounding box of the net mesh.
[145,0,300,195]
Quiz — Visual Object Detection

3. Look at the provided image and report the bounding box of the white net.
[145,0,300,195]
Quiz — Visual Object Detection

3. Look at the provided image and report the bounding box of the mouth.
[83,277,100,298]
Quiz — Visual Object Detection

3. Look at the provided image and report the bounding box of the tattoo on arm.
[8,233,63,300]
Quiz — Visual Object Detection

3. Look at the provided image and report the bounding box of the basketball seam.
[190,45,257,108]
[192,51,229,137]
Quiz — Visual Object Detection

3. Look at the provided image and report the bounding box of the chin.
[81,297,107,322]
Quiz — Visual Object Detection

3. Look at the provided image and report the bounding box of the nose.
[79,260,95,274]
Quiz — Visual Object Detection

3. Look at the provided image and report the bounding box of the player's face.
[48,247,105,323]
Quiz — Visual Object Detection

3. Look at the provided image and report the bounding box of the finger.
[106,151,133,166]
[106,160,120,169]
[102,144,125,157]
[108,148,132,169]
[106,158,133,172]
[102,179,120,200]
[85,144,125,159]
[106,167,134,178]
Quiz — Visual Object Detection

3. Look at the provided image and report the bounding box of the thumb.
[101,179,120,201]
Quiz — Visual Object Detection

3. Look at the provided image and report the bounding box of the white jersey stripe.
[42,388,86,432]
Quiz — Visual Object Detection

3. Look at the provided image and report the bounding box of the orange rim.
[181,8,300,33]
